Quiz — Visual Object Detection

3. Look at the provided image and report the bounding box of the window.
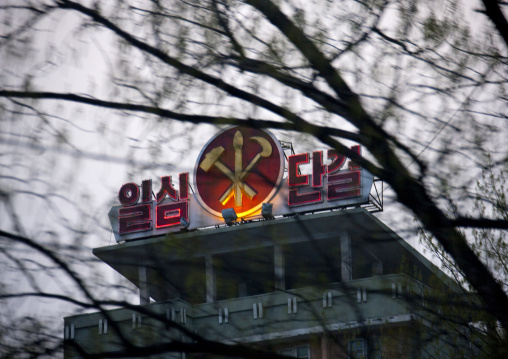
[278,345,310,359]
[348,338,366,359]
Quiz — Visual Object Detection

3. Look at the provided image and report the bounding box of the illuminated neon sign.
[287,146,362,206]
[194,126,284,218]
[109,127,373,242]
[116,174,189,234]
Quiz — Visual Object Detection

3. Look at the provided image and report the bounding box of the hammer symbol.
[199,144,257,205]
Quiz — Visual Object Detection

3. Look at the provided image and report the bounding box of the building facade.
[64,127,478,358]
[64,208,474,358]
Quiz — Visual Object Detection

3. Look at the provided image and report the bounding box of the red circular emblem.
[194,126,284,217]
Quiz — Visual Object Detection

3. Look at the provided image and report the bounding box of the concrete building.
[63,208,474,358]
[64,127,479,358]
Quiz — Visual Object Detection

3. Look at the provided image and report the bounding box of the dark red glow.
[288,153,309,187]
[142,179,152,202]
[156,176,178,203]
[156,201,189,228]
[118,203,151,234]
[118,182,139,206]
[348,145,361,170]
[288,188,322,206]
[179,173,189,200]
[194,127,283,216]
[327,170,361,200]
[327,149,346,174]
[312,151,326,188]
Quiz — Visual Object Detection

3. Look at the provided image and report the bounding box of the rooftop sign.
[194,127,284,218]
[109,126,373,242]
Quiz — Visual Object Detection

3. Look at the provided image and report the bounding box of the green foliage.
[423,14,450,46]
[472,167,508,291]
[420,161,508,356]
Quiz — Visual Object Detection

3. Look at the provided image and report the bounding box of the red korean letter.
[118,182,139,206]
[179,173,189,200]
[288,153,309,187]
[327,170,361,201]
[118,203,152,234]
[156,201,189,228]
[327,149,346,174]
[156,176,178,203]
[312,151,326,188]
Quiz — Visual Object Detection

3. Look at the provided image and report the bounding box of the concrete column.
[372,261,383,275]
[139,266,150,305]
[274,244,285,290]
[364,248,383,276]
[340,232,352,281]
[321,334,330,359]
[205,255,216,303]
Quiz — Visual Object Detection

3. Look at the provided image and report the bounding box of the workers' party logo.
[194,126,284,217]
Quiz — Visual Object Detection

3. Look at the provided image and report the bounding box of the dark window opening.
[284,238,341,290]
[278,344,310,359]
[215,246,274,301]
[151,257,206,303]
